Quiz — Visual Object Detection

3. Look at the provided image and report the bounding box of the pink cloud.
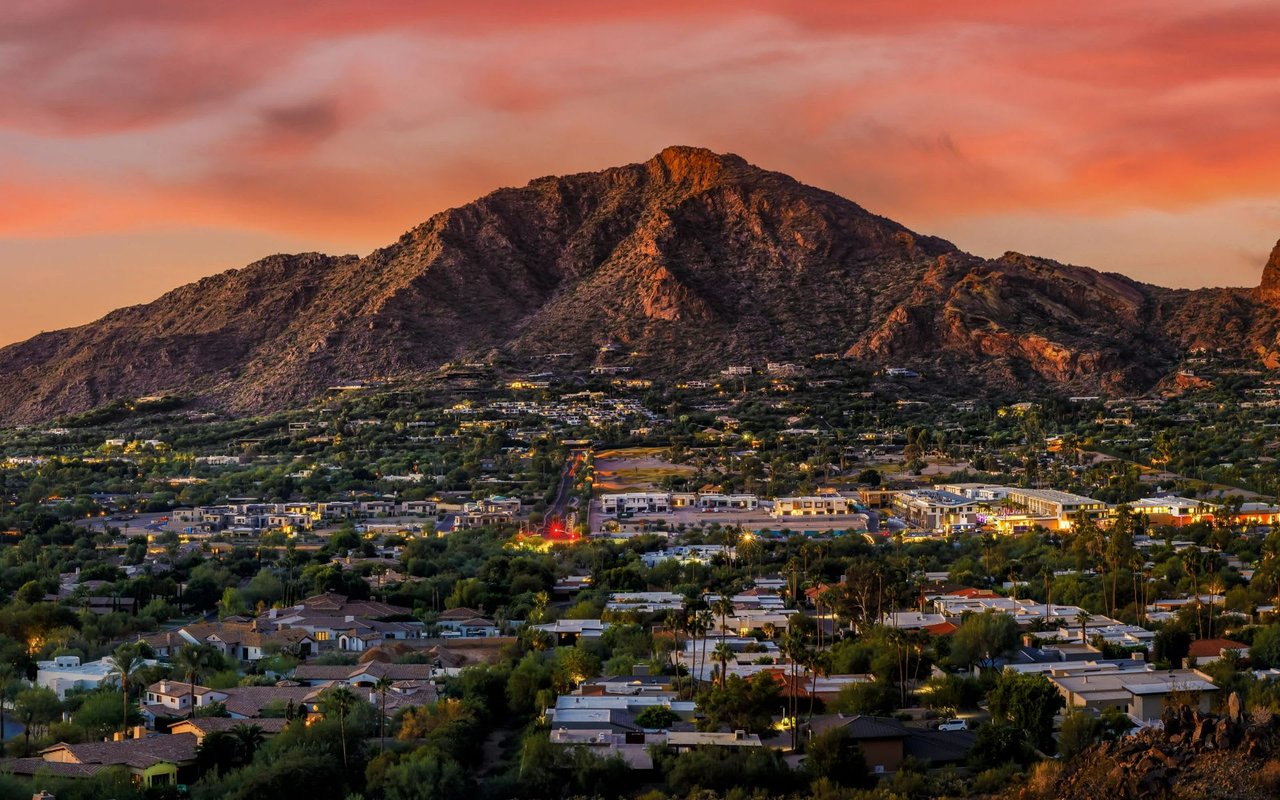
[1,0,1279,345]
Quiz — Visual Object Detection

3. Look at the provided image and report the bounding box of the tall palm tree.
[712,595,735,645]
[1207,577,1226,639]
[1075,610,1093,644]
[373,675,394,752]
[664,610,684,697]
[325,685,359,769]
[173,644,217,720]
[108,643,145,735]
[712,642,733,689]
[695,609,715,687]
[780,632,807,751]
[808,650,830,722]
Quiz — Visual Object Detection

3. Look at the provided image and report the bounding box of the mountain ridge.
[0,145,1277,424]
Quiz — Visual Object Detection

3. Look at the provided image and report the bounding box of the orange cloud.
[1,0,1279,344]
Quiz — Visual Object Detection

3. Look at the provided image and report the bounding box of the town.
[0,358,1279,800]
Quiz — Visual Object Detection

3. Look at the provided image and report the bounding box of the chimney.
[133,725,146,740]
[113,731,125,742]
[160,680,169,694]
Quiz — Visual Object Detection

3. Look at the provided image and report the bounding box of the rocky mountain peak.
[1259,238,1280,301]
[645,145,747,190]
[0,148,1277,424]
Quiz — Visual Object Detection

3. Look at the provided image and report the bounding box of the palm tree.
[325,685,359,769]
[808,649,830,722]
[1075,610,1093,644]
[373,675,394,752]
[712,595,735,644]
[780,632,808,751]
[712,642,733,689]
[664,610,684,697]
[1207,577,1226,638]
[173,644,217,720]
[695,609,715,687]
[108,643,145,735]
[229,722,265,766]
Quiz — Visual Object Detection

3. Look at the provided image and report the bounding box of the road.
[542,449,586,534]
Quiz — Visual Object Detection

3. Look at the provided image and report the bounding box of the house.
[177,620,315,661]
[135,631,184,659]
[806,715,975,775]
[290,660,436,688]
[37,655,160,699]
[139,681,322,725]
[1187,638,1250,665]
[0,732,198,788]
[255,592,423,651]
[167,716,289,743]
[533,619,609,645]
[1128,496,1213,527]
[580,674,675,696]
[1046,664,1218,723]
[606,592,685,615]
[436,607,502,638]
[142,680,223,719]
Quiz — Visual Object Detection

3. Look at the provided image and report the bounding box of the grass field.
[594,448,695,491]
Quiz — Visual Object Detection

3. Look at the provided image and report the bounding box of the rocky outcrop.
[0,146,1278,423]
[1256,239,1280,304]
[1022,701,1280,800]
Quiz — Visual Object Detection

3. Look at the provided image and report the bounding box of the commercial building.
[1004,488,1109,528]
[892,489,980,531]
[600,493,671,515]
[771,496,852,518]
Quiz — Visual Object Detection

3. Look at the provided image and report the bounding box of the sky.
[2,0,1280,346]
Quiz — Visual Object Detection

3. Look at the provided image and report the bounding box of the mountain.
[0,146,1278,424]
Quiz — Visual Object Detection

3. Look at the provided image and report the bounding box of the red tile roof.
[1187,638,1248,659]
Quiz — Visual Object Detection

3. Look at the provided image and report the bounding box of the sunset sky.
[3,0,1280,346]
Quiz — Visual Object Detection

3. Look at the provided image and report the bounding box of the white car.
[936,719,969,731]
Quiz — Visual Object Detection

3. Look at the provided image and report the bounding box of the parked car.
[936,719,969,731]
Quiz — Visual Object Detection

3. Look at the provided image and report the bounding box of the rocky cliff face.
[0,146,1276,423]
[1257,239,1280,304]
[1017,703,1280,800]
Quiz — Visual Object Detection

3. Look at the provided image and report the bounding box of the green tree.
[697,673,781,735]
[1251,624,1280,669]
[987,672,1065,753]
[950,611,1019,669]
[73,690,136,739]
[13,686,60,752]
[375,747,471,800]
[804,727,872,788]
[0,663,14,746]
[634,705,679,730]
